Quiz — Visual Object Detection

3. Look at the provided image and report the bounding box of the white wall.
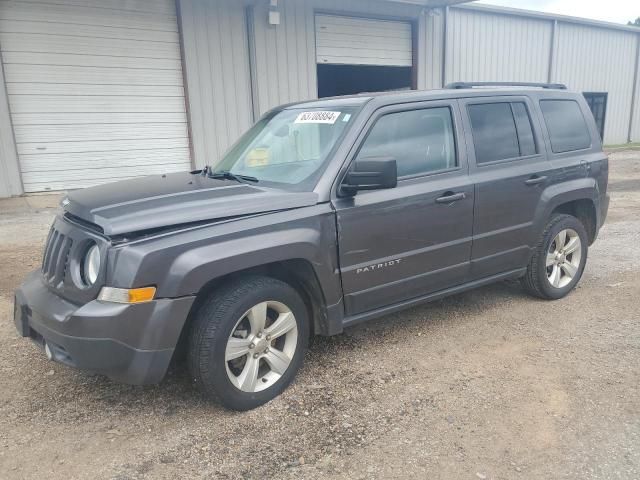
[0,59,22,197]
[551,22,638,144]
[250,0,424,116]
[446,8,553,85]
[178,0,254,169]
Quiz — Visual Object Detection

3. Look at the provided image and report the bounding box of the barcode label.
[294,111,341,124]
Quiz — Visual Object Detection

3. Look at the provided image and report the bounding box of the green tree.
[628,17,640,26]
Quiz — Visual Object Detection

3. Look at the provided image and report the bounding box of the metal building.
[0,0,639,197]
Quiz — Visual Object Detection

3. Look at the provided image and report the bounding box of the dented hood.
[63,172,319,236]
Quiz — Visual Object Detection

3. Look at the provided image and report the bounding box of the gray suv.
[14,83,609,410]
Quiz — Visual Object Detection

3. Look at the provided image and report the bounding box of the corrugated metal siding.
[446,8,552,84]
[250,0,317,117]
[0,58,22,197]
[0,0,191,192]
[632,37,640,142]
[551,22,638,144]
[177,0,253,169]
[417,8,444,90]
[250,0,422,116]
[315,14,412,67]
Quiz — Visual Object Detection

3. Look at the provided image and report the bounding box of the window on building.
[583,92,607,140]
[468,102,537,164]
[357,107,457,177]
[540,99,592,153]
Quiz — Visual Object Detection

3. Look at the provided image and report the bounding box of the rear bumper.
[14,270,195,384]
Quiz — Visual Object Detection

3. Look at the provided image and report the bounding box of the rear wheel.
[521,214,588,300]
[188,276,309,410]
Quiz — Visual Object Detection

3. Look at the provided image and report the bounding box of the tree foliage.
[628,17,640,27]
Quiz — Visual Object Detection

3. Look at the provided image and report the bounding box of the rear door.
[459,96,552,279]
[334,100,474,315]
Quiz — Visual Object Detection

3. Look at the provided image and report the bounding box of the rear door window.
[540,99,592,153]
[468,103,520,164]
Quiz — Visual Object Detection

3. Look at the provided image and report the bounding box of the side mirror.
[341,157,397,196]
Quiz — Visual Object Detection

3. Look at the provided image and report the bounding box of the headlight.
[82,244,101,285]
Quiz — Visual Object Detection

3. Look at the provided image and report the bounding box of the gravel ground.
[1,151,639,480]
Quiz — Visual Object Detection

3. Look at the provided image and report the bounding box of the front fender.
[109,206,342,307]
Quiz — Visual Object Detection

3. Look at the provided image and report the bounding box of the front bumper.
[14,271,195,384]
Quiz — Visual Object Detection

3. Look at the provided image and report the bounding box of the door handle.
[524,175,548,186]
[435,192,466,204]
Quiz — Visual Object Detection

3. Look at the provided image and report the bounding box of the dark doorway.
[583,92,607,140]
[317,64,413,98]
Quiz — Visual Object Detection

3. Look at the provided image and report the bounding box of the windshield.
[212,107,357,190]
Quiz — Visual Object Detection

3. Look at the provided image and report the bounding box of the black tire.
[521,214,588,300]
[187,276,309,411]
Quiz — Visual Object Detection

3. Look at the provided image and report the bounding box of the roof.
[456,3,640,35]
[385,0,469,6]
[282,84,581,111]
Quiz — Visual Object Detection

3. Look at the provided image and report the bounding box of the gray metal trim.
[547,19,557,83]
[455,3,640,35]
[628,35,640,143]
[0,41,23,197]
[441,5,448,87]
[246,5,260,123]
[175,0,196,170]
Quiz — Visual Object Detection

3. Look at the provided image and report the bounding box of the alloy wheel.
[546,228,582,288]
[225,301,298,393]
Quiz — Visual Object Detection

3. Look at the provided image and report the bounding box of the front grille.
[41,227,73,286]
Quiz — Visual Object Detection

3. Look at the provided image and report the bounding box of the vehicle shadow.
[8,279,531,419]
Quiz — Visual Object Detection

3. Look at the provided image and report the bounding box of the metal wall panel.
[626,34,639,143]
[417,7,444,90]
[0,58,22,197]
[177,0,253,169]
[250,0,422,116]
[0,0,190,193]
[315,14,413,67]
[551,22,638,144]
[446,8,552,85]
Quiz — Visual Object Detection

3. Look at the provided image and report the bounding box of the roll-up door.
[0,0,191,192]
[315,14,413,67]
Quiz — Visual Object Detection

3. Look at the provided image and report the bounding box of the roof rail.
[445,81,567,90]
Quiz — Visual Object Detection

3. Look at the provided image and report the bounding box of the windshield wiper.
[203,167,259,184]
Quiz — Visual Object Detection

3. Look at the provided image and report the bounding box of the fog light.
[98,286,156,304]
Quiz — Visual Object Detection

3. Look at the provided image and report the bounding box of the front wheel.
[521,214,588,300]
[188,276,309,410]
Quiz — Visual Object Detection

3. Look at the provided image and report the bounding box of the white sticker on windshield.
[295,111,341,124]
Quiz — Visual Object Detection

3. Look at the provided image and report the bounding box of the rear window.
[468,102,537,164]
[540,100,592,153]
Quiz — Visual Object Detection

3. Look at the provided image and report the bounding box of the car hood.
[63,172,319,236]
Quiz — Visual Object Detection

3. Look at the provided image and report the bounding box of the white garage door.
[0,0,191,192]
[315,14,413,67]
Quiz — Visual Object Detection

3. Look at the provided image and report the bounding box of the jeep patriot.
[15,83,609,410]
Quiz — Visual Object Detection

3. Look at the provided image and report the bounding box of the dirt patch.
[1,151,639,479]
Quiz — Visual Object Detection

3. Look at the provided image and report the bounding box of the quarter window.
[357,107,457,177]
[540,99,592,153]
[468,102,537,164]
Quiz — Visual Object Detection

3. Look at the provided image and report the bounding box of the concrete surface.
[0,151,638,480]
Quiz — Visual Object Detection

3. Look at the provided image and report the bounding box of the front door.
[334,101,474,316]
